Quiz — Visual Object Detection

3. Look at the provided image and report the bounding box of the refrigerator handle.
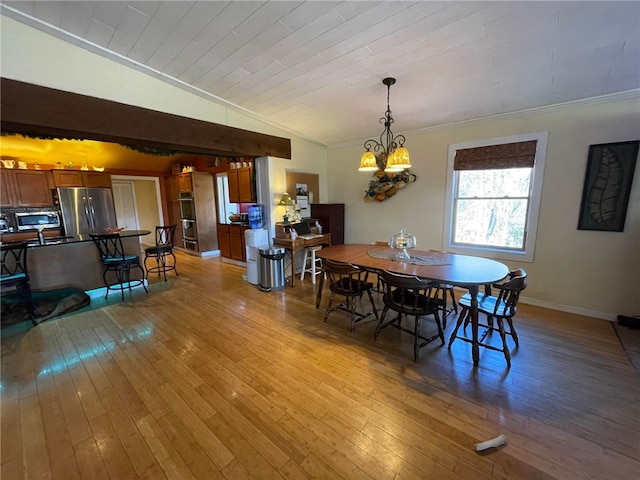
[87,195,97,232]
[83,195,94,232]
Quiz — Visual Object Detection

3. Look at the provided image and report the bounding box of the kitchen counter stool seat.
[1,241,36,325]
[90,233,148,301]
[301,245,323,284]
[144,225,178,282]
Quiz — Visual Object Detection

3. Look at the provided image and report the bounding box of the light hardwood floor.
[2,251,639,479]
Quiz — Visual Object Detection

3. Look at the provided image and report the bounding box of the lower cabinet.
[217,223,249,261]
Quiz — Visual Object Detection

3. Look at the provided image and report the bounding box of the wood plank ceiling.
[2,1,639,146]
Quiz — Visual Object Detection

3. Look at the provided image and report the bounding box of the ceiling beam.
[0,78,291,159]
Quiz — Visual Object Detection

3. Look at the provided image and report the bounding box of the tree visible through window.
[445,133,548,262]
[454,168,531,250]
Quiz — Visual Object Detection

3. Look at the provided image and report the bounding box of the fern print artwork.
[578,141,639,232]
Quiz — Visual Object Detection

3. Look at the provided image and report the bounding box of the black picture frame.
[578,140,639,232]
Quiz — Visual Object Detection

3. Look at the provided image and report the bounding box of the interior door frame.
[112,175,164,235]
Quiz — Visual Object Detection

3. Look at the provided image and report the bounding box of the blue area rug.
[1,288,91,328]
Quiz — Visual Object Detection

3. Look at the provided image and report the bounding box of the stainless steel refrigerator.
[57,187,118,236]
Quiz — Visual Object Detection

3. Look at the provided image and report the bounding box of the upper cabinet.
[1,169,54,207]
[52,170,112,188]
[228,167,255,203]
[177,173,193,192]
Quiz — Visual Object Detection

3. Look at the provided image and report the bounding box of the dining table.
[315,244,510,366]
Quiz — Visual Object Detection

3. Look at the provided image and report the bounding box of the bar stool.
[300,245,323,284]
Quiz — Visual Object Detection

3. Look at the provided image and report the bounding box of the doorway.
[112,175,163,248]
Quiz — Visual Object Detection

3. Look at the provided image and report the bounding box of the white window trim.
[443,131,548,262]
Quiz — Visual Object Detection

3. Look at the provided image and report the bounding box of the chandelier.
[359,77,411,172]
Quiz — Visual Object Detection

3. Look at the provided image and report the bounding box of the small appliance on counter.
[0,214,11,233]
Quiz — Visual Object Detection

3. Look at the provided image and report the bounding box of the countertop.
[23,229,151,247]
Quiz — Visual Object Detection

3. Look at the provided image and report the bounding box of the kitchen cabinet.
[217,224,231,258]
[166,175,180,202]
[227,167,254,203]
[177,173,193,192]
[311,203,345,245]
[52,170,111,188]
[217,223,249,261]
[1,170,17,207]
[1,169,54,207]
[178,172,217,253]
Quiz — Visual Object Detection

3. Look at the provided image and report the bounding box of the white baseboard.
[450,287,616,322]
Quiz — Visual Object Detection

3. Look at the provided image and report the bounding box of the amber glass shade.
[359,151,378,171]
[278,193,293,205]
[385,147,411,172]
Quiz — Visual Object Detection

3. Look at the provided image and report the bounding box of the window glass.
[444,132,548,262]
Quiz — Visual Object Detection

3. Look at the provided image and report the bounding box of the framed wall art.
[577,140,639,232]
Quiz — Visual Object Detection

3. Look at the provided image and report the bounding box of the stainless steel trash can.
[259,247,286,291]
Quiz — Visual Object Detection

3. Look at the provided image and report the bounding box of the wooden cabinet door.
[229,225,244,261]
[238,167,253,203]
[1,170,17,207]
[13,170,54,207]
[81,172,112,188]
[52,170,84,187]
[177,173,192,192]
[165,176,179,202]
[227,169,240,203]
[168,203,183,247]
[217,224,231,258]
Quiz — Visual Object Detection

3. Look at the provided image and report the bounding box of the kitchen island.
[23,230,150,292]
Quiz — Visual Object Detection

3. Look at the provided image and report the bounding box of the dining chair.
[374,270,445,362]
[144,225,178,282]
[322,258,378,333]
[0,241,36,325]
[90,233,148,300]
[448,268,527,367]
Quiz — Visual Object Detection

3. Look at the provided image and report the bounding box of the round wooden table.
[316,244,510,366]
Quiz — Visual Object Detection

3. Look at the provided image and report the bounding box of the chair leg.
[496,318,511,368]
[505,317,519,347]
[434,311,445,345]
[448,307,468,347]
[350,295,357,333]
[323,292,337,322]
[310,250,317,285]
[301,250,309,282]
[414,316,421,362]
[374,305,390,339]
[170,252,179,276]
[366,289,379,321]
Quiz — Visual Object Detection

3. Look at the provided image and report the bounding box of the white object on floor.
[475,434,506,452]
[301,245,323,284]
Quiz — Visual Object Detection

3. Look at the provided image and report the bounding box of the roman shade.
[454,140,537,170]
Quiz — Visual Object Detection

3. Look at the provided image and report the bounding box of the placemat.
[368,249,450,266]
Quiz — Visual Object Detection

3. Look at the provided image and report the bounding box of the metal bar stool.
[300,245,323,284]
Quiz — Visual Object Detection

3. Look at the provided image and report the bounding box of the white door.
[112,182,140,231]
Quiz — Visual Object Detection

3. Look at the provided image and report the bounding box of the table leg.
[316,263,324,308]
[469,285,480,366]
[290,249,296,287]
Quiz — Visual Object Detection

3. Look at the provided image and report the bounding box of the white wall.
[327,96,640,320]
[0,16,328,242]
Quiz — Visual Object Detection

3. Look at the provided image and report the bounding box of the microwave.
[14,210,61,231]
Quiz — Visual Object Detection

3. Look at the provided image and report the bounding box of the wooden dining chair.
[448,268,527,367]
[374,270,445,362]
[322,258,378,333]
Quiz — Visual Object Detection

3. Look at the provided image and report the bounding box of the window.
[444,132,548,262]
